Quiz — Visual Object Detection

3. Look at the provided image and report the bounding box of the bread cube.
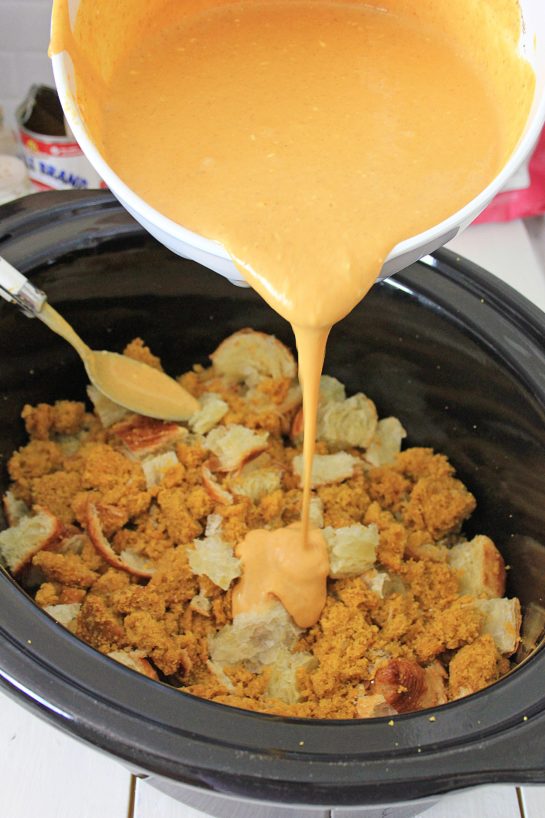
[323,523,379,578]
[476,597,522,655]
[43,602,81,628]
[447,535,506,598]
[202,465,234,505]
[205,424,268,471]
[189,392,228,435]
[231,454,282,502]
[356,692,397,718]
[87,385,128,428]
[111,415,187,458]
[189,591,212,616]
[0,506,64,574]
[365,417,407,467]
[2,490,30,527]
[188,532,241,591]
[142,451,179,489]
[317,392,378,449]
[86,503,155,578]
[209,601,300,673]
[292,451,359,488]
[210,329,296,385]
[107,649,159,680]
[309,496,324,529]
[319,375,346,404]
[266,646,316,704]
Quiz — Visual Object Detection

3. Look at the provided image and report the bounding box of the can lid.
[15,85,67,137]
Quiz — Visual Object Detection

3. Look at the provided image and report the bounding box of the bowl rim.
[50,1,545,271]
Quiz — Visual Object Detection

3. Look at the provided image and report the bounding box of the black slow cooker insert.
[0,191,544,811]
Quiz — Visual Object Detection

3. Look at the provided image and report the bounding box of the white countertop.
[1,217,545,818]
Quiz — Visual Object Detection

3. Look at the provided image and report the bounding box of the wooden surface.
[2,686,545,817]
[1,219,545,817]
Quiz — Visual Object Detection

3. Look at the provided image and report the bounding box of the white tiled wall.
[0,0,54,128]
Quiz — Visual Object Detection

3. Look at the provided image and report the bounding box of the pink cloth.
[475,126,545,223]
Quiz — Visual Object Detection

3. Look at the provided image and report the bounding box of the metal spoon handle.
[0,256,46,317]
[0,255,92,359]
[0,256,200,420]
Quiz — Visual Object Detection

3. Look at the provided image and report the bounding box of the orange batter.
[51,0,534,626]
[233,523,330,628]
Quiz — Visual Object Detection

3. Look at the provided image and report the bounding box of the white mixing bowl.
[52,0,545,286]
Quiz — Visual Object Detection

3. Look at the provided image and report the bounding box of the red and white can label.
[18,127,106,191]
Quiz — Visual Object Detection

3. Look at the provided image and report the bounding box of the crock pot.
[1,191,545,818]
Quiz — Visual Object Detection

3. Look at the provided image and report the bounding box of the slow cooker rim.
[1,191,545,804]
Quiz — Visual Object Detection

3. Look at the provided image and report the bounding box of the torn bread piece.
[205,424,268,472]
[476,597,522,656]
[320,375,346,405]
[207,660,235,691]
[85,503,155,578]
[111,415,187,458]
[292,451,359,488]
[231,467,282,502]
[317,392,378,449]
[246,381,302,416]
[107,649,159,680]
[419,661,449,709]
[209,601,301,673]
[356,692,397,718]
[365,417,407,467]
[43,602,81,628]
[204,513,223,537]
[309,496,324,529]
[276,384,302,416]
[142,451,179,489]
[188,529,241,591]
[246,382,303,436]
[57,532,88,556]
[290,375,370,446]
[266,646,317,705]
[230,454,282,503]
[210,329,296,386]
[55,434,85,457]
[87,385,128,428]
[202,465,234,505]
[2,490,30,527]
[189,392,229,435]
[190,590,212,616]
[290,408,304,444]
[362,569,391,599]
[0,506,64,574]
[448,535,506,599]
[323,523,379,578]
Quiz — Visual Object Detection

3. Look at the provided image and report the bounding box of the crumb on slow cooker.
[0,330,521,719]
